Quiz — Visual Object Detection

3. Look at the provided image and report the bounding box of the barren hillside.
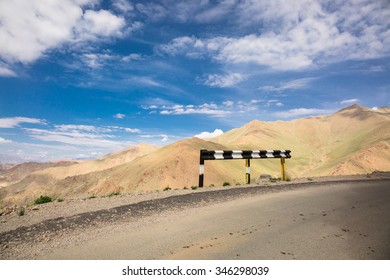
[0,161,76,188]
[0,105,389,207]
[213,104,390,177]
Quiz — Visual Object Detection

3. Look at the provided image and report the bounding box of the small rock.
[2,207,13,215]
[32,207,39,211]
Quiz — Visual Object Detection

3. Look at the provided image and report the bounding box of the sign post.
[280,158,286,181]
[245,158,250,184]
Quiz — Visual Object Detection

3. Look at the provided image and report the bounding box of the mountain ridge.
[1,104,389,207]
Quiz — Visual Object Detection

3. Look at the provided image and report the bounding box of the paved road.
[42,180,390,260]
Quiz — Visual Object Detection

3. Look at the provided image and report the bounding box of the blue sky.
[0,0,389,163]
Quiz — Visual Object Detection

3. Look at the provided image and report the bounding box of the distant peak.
[243,119,263,128]
[335,104,378,120]
[336,104,366,113]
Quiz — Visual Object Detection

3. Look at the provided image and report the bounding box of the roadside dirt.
[1,172,389,259]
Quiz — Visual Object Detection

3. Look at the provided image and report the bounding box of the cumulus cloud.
[114,113,126,119]
[0,0,126,66]
[0,117,46,128]
[203,73,246,87]
[159,0,390,71]
[194,129,224,139]
[76,9,125,39]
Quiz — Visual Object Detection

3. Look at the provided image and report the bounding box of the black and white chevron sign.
[198,149,291,187]
[200,149,291,161]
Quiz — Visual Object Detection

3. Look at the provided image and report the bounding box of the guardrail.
[198,149,291,187]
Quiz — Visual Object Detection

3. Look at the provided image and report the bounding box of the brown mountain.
[213,104,390,177]
[1,105,389,207]
[0,161,76,188]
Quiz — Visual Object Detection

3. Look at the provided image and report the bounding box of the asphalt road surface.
[37,180,390,260]
[1,179,389,259]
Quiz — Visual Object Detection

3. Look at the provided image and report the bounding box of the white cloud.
[160,0,390,71]
[195,0,236,23]
[0,137,12,144]
[123,128,141,133]
[222,100,234,107]
[140,134,169,142]
[113,0,134,14]
[203,73,246,87]
[136,2,168,21]
[126,76,165,88]
[55,124,109,133]
[25,128,111,147]
[159,103,231,116]
[0,0,126,65]
[76,9,125,38]
[259,77,318,92]
[0,117,46,128]
[0,66,17,77]
[340,98,359,105]
[141,99,286,117]
[0,141,116,163]
[157,36,206,57]
[82,53,113,68]
[368,66,385,72]
[19,123,141,149]
[122,53,143,62]
[114,113,126,119]
[194,129,224,139]
[250,99,284,107]
[55,124,141,134]
[0,121,143,162]
[24,127,121,148]
[135,1,214,23]
[273,108,333,119]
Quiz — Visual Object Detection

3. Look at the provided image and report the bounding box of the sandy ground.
[1,173,389,260]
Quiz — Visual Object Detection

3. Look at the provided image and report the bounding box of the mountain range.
[1,104,389,207]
